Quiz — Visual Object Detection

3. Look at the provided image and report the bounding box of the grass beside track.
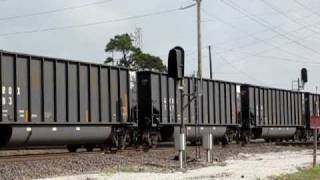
[277,166,320,180]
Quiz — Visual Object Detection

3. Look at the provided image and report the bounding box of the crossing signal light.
[301,68,308,83]
[168,46,185,80]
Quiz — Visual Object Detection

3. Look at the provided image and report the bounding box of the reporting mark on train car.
[1,86,21,106]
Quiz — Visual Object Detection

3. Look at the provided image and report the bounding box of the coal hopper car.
[240,84,305,142]
[0,50,136,151]
[137,71,241,144]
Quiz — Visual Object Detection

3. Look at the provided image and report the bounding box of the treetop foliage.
[105,33,166,72]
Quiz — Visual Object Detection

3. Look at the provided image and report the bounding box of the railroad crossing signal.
[168,46,185,80]
[301,68,308,84]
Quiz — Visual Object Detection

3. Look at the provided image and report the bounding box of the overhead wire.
[293,0,320,19]
[204,11,318,48]
[203,8,311,24]
[221,0,320,58]
[180,2,320,81]
[204,6,314,40]
[213,46,320,65]
[0,8,182,37]
[213,27,320,65]
[188,8,320,59]
[218,55,267,85]
[259,0,320,38]
[212,0,320,66]
[0,0,112,22]
[200,1,320,85]
[202,8,318,64]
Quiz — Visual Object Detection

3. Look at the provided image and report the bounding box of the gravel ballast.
[0,144,308,180]
[68,150,312,180]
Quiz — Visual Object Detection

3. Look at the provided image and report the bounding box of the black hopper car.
[137,71,241,145]
[241,85,319,143]
[137,71,319,145]
[241,84,304,143]
[0,50,318,151]
[0,50,137,152]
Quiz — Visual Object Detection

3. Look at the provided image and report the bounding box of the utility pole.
[195,0,202,160]
[316,86,319,162]
[208,45,213,163]
[208,45,213,79]
[196,0,202,79]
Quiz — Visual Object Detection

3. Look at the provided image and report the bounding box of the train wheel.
[221,136,229,146]
[100,144,106,152]
[67,145,78,152]
[292,134,299,142]
[117,135,127,150]
[85,145,95,152]
[212,139,219,145]
[151,138,158,148]
[241,135,250,146]
[235,133,241,144]
[235,138,240,144]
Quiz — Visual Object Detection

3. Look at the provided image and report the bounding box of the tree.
[131,49,166,72]
[105,33,166,72]
[105,33,134,67]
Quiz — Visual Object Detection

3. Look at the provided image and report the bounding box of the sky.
[0,0,320,92]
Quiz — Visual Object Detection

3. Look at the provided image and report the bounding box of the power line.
[203,8,317,48]
[206,26,320,69]
[223,0,320,56]
[293,0,320,19]
[213,28,320,64]
[202,8,318,64]
[240,33,320,64]
[202,8,312,25]
[0,0,112,22]
[260,0,320,36]
[215,46,320,65]
[221,0,320,58]
[187,11,312,58]
[219,55,266,85]
[180,3,196,10]
[0,8,181,37]
[211,28,320,66]
[188,11,320,67]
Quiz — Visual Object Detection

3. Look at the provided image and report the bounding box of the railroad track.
[0,145,174,162]
[275,141,320,146]
[0,150,103,162]
[0,141,297,162]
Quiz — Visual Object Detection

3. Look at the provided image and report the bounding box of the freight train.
[0,50,317,151]
[137,71,317,145]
